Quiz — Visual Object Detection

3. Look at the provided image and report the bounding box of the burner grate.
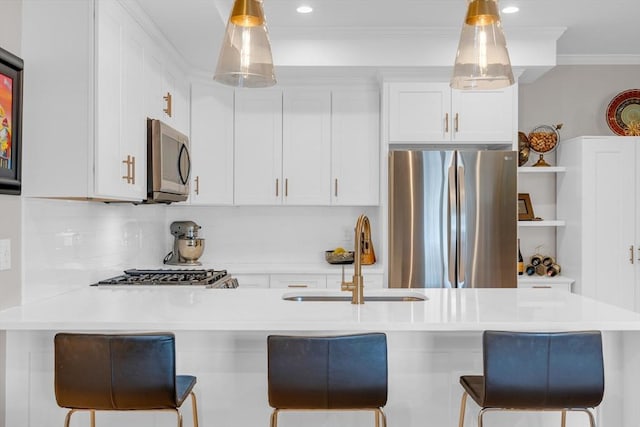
[93,269,238,288]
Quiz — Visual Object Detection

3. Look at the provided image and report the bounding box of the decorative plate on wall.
[606,89,640,135]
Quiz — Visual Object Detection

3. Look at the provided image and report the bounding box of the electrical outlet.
[0,239,11,271]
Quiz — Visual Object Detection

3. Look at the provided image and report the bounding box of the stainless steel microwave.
[146,118,190,203]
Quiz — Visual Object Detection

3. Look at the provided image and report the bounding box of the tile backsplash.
[22,199,166,303]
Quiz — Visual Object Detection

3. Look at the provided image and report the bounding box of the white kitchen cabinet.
[234,89,283,205]
[234,89,332,205]
[145,57,189,134]
[282,89,332,205]
[331,89,380,205]
[270,274,327,289]
[388,82,516,144]
[557,136,638,311]
[189,82,234,205]
[233,274,270,289]
[22,0,184,202]
[517,276,573,292]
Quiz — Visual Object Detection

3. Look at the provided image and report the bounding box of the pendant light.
[214,0,276,88]
[450,0,514,90]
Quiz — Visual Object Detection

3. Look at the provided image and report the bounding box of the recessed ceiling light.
[296,5,313,14]
[502,6,519,14]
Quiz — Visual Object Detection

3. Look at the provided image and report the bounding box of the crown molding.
[557,54,640,65]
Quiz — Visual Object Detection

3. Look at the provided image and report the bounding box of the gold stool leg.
[90,409,96,427]
[585,408,597,427]
[561,409,567,427]
[270,409,280,427]
[190,391,199,427]
[176,408,183,427]
[377,407,387,427]
[64,409,77,427]
[458,391,469,427]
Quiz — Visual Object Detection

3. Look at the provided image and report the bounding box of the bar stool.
[458,330,604,427]
[54,332,199,427]
[267,333,388,427]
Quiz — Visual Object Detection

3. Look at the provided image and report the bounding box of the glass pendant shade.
[451,0,514,90]
[214,0,276,88]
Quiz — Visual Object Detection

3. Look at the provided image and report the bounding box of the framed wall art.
[518,193,535,221]
[0,46,23,195]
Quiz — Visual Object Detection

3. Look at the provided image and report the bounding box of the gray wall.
[0,1,22,425]
[520,64,640,139]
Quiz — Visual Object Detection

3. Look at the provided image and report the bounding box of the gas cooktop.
[92,269,238,288]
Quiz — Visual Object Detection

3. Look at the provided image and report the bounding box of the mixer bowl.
[177,238,205,263]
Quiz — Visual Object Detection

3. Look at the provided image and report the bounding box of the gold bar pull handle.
[455,113,459,132]
[163,92,172,117]
[285,178,289,197]
[630,245,635,264]
[275,178,279,197]
[121,155,132,184]
[445,113,449,133]
[287,284,308,288]
[195,176,200,195]
[637,246,640,262]
[334,178,338,197]
[130,155,135,185]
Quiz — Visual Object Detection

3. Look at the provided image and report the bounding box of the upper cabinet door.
[234,89,283,205]
[94,0,147,200]
[331,89,380,206]
[451,86,515,142]
[190,82,234,205]
[282,89,331,205]
[388,82,450,142]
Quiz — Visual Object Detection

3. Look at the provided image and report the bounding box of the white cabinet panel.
[190,83,234,205]
[234,89,283,205]
[270,274,327,289]
[389,82,449,142]
[331,89,380,206]
[282,89,331,205]
[558,136,638,311]
[388,82,515,144]
[233,274,270,289]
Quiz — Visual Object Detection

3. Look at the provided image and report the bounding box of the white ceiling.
[134,0,640,75]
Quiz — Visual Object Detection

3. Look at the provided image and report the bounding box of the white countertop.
[1,287,640,332]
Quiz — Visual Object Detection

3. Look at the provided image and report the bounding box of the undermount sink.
[282,290,427,302]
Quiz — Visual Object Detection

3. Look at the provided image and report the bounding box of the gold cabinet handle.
[287,284,308,288]
[445,113,449,133]
[163,92,172,117]
[532,286,552,289]
[631,245,635,264]
[455,113,459,132]
[285,178,289,197]
[130,155,135,185]
[275,178,279,197]
[121,155,134,184]
[195,176,200,195]
[334,178,338,197]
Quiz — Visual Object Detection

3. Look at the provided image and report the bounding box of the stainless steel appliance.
[164,221,205,266]
[92,269,238,288]
[147,118,191,203]
[389,150,517,288]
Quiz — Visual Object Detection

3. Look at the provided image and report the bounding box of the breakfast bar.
[1,287,640,427]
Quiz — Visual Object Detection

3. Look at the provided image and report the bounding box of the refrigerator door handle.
[448,163,457,286]
[457,164,466,285]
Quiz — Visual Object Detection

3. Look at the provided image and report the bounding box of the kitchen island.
[1,287,640,427]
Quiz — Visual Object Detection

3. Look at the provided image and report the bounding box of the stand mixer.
[163,221,205,266]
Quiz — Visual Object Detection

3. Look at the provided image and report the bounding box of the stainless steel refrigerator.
[389,150,517,288]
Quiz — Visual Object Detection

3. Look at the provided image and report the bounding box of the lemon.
[332,247,346,255]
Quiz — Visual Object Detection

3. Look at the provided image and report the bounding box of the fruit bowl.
[325,250,355,265]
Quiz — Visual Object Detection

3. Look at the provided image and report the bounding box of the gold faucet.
[341,214,370,304]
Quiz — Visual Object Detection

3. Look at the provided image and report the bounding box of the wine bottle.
[517,238,524,275]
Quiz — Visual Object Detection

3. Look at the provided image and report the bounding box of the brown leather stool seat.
[267,333,388,427]
[54,332,199,427]
[458,331,604,427]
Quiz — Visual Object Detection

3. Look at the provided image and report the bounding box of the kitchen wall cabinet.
[331,90,380,205]
[234,89,283,205]
[145,50,189,134]
[557,136,639,311]
[189,82,234,205]
[234,89,332,206]
[387,82,516,144]
[233,87,379,206]
[22,0,188,202]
